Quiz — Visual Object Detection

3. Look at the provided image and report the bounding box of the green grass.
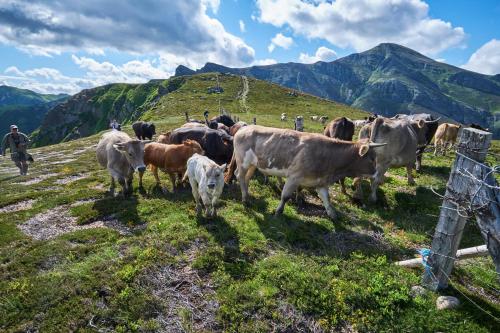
[0,77,499,332]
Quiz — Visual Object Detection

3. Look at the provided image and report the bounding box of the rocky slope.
[0,85,69,134]
[177,43,500,137]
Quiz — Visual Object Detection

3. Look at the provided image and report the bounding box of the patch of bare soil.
[138,242,221,332]
[55,173,89,185]
[17,206,136,240]
[323,230,390,257]
[70,199,97,207]
[16,173,59,185]
[0,199,36,213]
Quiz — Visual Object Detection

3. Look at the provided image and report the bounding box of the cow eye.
[128,153,133,157]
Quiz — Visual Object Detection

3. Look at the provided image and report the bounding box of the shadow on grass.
[91,194,142,225]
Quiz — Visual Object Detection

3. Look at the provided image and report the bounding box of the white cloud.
[253,58,278,66]
[239,20,246,33]
[462,39,500,75]
[268,33,293,53]
[299,46,337,63]
[257,0,465,56]
[0,0,255,67]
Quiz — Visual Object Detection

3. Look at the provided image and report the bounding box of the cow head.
[183,139,205,155]
[157,131,171,144]
[113,139,148,172]
[204,163,226,191]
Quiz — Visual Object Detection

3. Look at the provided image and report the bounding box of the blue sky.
[0,0,499,95]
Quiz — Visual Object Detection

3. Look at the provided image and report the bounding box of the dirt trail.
[239,75,249,112]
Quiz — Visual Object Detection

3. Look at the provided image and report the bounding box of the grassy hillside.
[0,85,69,134]
[1,120,499,331]
[33,73,367,147]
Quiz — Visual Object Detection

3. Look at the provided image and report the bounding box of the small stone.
[410,285,427,297]
[436,296,460,310]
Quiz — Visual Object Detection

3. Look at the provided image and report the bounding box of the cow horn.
[368,142,387,148]
[425,117,441,123]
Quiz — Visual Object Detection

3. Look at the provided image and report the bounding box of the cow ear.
[417,119,425,128]
[220,164,227,171]
[358,144,370,156]
[113,143,126,151]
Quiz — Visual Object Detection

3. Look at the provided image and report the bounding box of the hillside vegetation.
[0,85,69,134]
[1,116,499,330]
[181,43,500,137]
[33,73,366,147]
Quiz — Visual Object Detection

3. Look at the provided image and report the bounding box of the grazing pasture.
[0,73,498,332]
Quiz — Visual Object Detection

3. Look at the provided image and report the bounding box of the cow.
[183,153,226,218]
[168,127,233,165]
[281,113,287,121]
[226,125,386,219]
[132,121,156,140]
[138,140,204,190]
[468,123,489,132]
[310,115,319,121]
[390,113,439,171]
[434,123,461,156]
[157,132,171,144]
[354,114,378,128]
[323,117,355,194]
[319,116,329,125]
[210,114,235,128]
[96,131,148,196]
[323,117,354,141]
[359,117,428,202]
[229,121,248,136]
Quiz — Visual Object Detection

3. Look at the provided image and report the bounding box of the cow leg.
[245,166,256,184]
[109,176,116,194]
[151,165,161,186]
[200,192,213,217]
[434,143,439,156]
[353,177,364,200]
[188,179,202,214]
[237,166,250,203]
[316,186,336,219]
[275,180,299,216]
[138,170,144,188]
[168,172,177,191]
[406,165,415,185]
[370,165,386,202]
[118,177,127,196]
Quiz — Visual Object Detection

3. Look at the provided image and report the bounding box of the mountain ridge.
[176,43,500,136]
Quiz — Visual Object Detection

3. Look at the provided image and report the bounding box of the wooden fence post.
[253,117,256,125]
[185,111,189,122]
[423,128,494,290]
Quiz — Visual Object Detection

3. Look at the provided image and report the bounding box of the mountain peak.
[174,65,195,77]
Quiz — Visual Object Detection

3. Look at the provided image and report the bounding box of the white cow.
[183,154,226,217]
[280,113,287,121]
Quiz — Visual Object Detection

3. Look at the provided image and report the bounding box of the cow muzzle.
[207,183,216,189]
[136,165,146,173]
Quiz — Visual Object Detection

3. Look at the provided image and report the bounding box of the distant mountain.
[0,86,69,134]
[177,43,500,137]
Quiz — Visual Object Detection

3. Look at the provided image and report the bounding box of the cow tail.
[224,151,237,184]
[182,170,189,183]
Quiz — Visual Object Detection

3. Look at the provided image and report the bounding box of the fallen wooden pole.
[396,245,488,268]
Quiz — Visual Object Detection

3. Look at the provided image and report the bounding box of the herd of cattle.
[95,114,488,218]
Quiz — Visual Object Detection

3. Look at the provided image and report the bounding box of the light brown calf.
[156,132,171,144]
[434,123,461,156]
[138,140,204,190]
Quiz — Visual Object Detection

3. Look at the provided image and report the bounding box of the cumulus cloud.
[0,0,255,66]
[268,33,293,52]
[257,0,465,56]
[239,20,246,33]
[299,46,337,63]
[462,39,500,75]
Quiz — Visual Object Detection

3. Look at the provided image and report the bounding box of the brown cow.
[226,125,385,219]
[229,121,248,136]
[157,132,171,144]
[434,123,461,156]
[138,140,204,190]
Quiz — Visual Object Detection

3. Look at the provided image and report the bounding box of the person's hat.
[10,125,18,130]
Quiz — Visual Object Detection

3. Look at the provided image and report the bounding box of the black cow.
[210,115,235,128]
[468,123,490,132]
[323,117,355,141]
[169,127,233,165]
[132,121,156,140]
[391,113,439,171]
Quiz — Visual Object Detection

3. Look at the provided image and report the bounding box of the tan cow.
[434,123,461,156]
[226,125,385,219]
[138,140,204,190]
[157,132,171,144]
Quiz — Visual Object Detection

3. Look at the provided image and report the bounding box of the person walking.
[1,125,31,175]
